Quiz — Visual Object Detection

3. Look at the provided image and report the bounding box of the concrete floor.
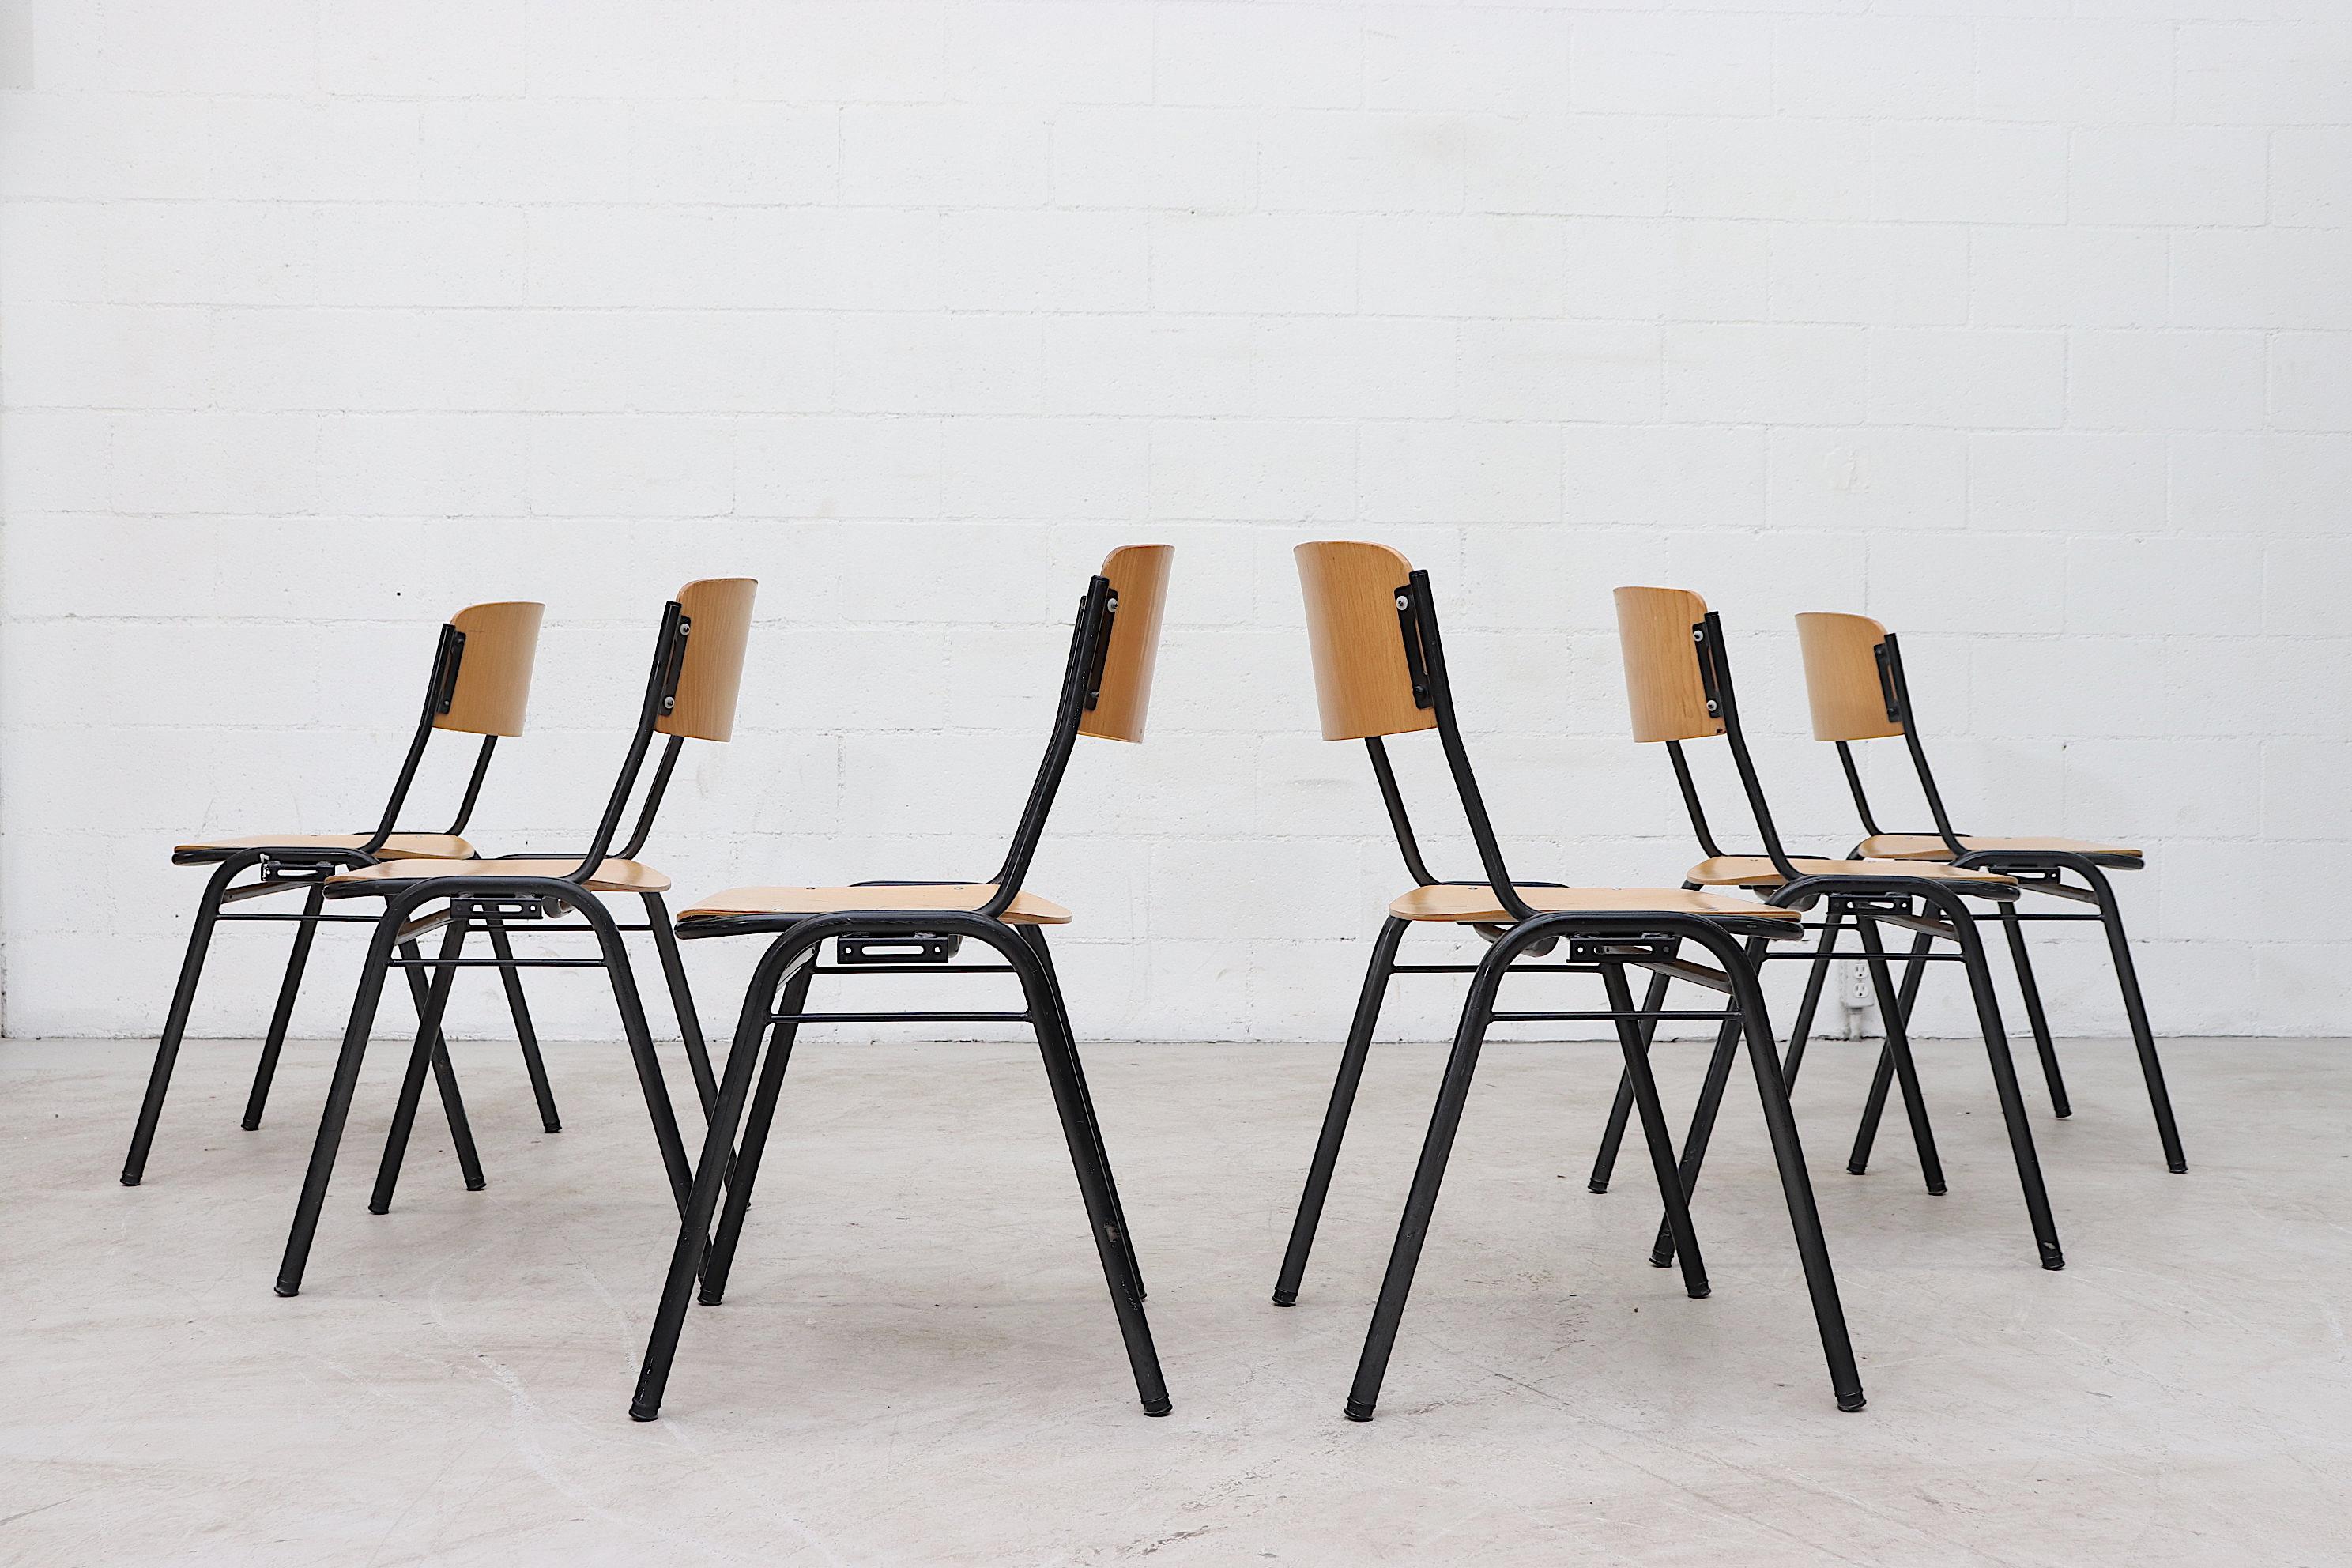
[1,1031,2345,1566]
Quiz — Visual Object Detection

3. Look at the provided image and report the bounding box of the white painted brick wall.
[2,0,2346,1046]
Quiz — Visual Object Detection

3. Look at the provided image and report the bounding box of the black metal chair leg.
[1849,1048,1896,1175]
[1930,889,2065,1270]
[1996,900,2070,1118]
[401,937,486,1192]
[1646,1008,1742,1272]
[1275,916,1407,1305]
[1714,930,1865,1413]
[589,903,693,1214]
[360,925,489,1207]
[483,914,561,1133]
[696,967,814,1307]
[1845,930,1932,1174]
[243,880,327,1131]
[632,937,811,1421]
[1600,965,1708,1299]
[276,904,412,1295]
[1645,934,1766,1270]
[1850,920,1946,1194]
[1015,933,1170,1416]
[122,854,247,1185]
[643,892,717,1118]
[1346,925,1528,1422]
[2082,864,2187,1173]
[1021,925,1144,1302]
[369,925,470,1214]
[1586,966,1671,1195]
[1589,1079,1634,1194]
[1779,909,1845,1091]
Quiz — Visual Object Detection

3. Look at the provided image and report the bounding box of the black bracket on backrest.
[433,629,468,715]
[1690,620,1722,720]
[1872,641,1903,725]
[1084,591,1118,710]
[658,612,692,717]
[1395,585,1433,710]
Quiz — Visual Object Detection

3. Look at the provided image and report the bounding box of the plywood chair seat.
[327,856,673,895]
[1389,883,1803,926]
[680,884,1073,925]
[1687,855,2015,889]
[1856,834,2142,864]
[175,831,477,863]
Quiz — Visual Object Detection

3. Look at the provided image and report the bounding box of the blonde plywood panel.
[330,857,673,895]
[659,578,757,742]
[1613,586,1721,744]
[175,831,476,861]
[1857,834,2143,862]
[680,884,1072,925]
[1294,541,1438,742]
[1796,612,1902,742]
[1686,855,2015,889]
[1389,884,1803,924]
[435,601,544,737]
[1080,544,1174,743]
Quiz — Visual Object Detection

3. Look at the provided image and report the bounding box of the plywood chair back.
[1295,541,1439,742]
[435,601,545,737]
[1614,586,1723,744]
[1798,610,1973,857]
[658,578,758,743]
[1796,612,1902,742]
[982,548,1177,915]
[1080,545,1174,743]
[1291,541,1551,921]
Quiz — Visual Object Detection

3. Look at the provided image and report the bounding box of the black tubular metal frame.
[270,600,720,1298]
[1822,631,2185,1174]
[1273,567,1866,1421]
[122,621,556,1189]
[628,573,1170,1423]
[1584,610,2071,1273]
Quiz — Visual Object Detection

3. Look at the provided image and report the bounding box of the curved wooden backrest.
[435,601,545,737]
[1080,544,1174,743]
[1613,586,1722,743]
[1796,611,1902,741]
[658,578,757,742]
[1295,541,1439,742]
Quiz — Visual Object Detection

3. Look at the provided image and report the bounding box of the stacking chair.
[123,602,556,1189]
[1585,588,2068,1274]
[1272,542,1864,1420]
[270,579,755,1298]
[628,546,1174,1423]
[1792,612,2184,1174]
